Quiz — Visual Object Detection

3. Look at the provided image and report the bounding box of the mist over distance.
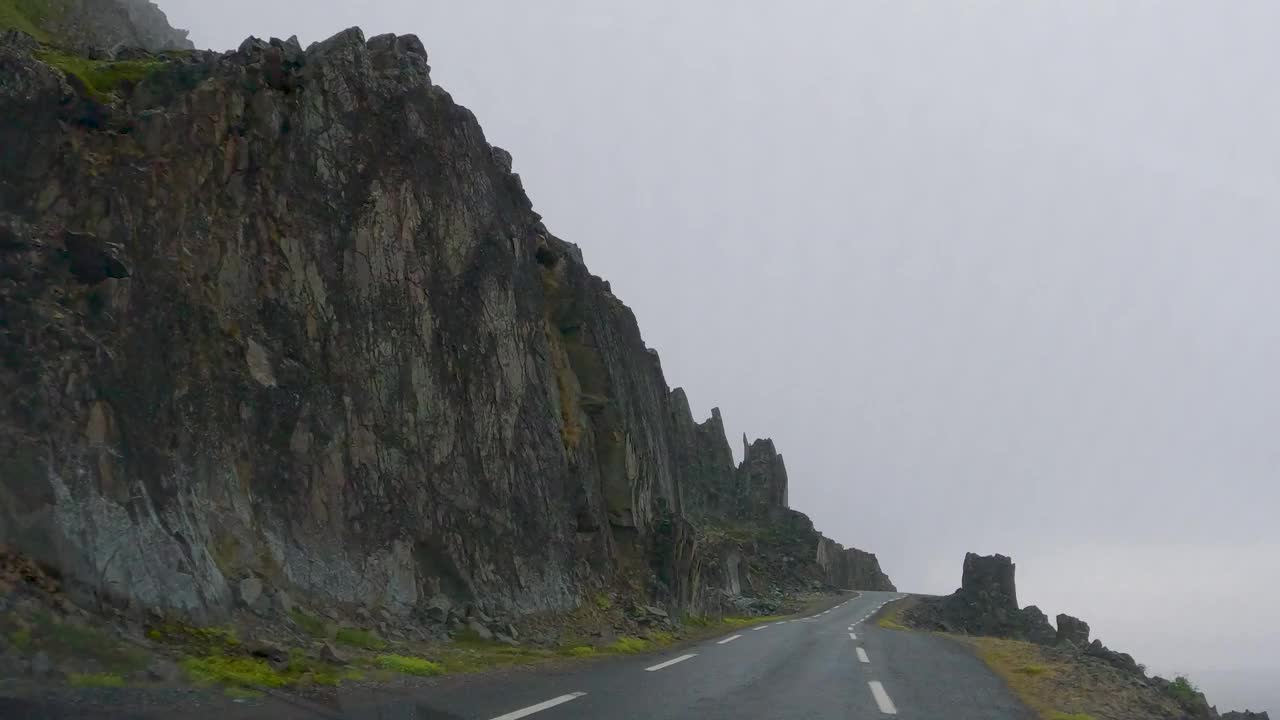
[164,1,1280,712]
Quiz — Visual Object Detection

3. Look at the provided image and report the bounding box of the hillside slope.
[0,2,892,632]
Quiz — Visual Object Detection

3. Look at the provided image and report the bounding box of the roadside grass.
[1,612,147,674]
[68,672,125,688]
[963,636,1068,719]
[720,615,787,629]
[1048,714,1095,720]
[334,627,386,651]
[377,654,443,676]
[606,636,649,654]
[876,597,916,631]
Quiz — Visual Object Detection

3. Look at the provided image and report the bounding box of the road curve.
[330,590,1035,720]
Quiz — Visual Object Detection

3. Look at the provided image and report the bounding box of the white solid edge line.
[717,634,742,645]
[869,681,898,715]
[849,632,857,640]
[487,692,588,720]
[645,654,697,672]
[856,647,870,663]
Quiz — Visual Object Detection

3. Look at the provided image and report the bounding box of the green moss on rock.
[33,49,166,102]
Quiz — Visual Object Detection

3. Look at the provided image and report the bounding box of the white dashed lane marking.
[869,681,898,715]
[856,647,870,663]
[848,632,857,640]
[753,624,771,632]
[645,654,697,672]
[488,692,588,720]
[717,634,742,645]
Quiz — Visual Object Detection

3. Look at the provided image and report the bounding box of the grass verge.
[68,672,124,688]
[377,654,443,676]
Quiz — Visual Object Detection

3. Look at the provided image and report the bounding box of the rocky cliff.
[0,3,891,629]
[905,553,1263,720]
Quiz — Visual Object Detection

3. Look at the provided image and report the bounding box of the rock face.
[1222,712,1271,720]
[0,14,891,624]
[1055,613,1090,647]
[907,553,1061,643]
[1,0,193,54]
[815,538,896,591]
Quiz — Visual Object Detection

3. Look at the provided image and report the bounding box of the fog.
[161,1,1280,712]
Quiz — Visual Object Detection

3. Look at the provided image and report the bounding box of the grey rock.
[238,577,269,614]
[30,651,52,677]
[272,590,294,615]
[246,639,288,663]
[1018,606,1056,646]
[0,16,895,638]
[146,658,183,683]
[238,36,268,55]
[318,641,349,666]
[491,146,513,174]
[62,231,129,285]
[642,605,668,619]
[1222,712,1271,720]
[494,632,518,647]
[505,623,519,641]
[1086,639,1141,674]
[466,620,493,641]
[1055,613,1090,648]
[424,595,451,623]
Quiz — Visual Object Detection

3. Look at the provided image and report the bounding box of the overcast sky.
[162,1,1278,712]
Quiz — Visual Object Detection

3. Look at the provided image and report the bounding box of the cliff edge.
[0,7,890,635]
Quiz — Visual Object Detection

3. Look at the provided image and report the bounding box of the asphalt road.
[330,590,1035,720]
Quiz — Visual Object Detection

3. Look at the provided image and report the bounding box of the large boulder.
[1055,613,1090,648]
[1085,639,1140,674]
[960,553,1018,610]
[1017,606,1056,646]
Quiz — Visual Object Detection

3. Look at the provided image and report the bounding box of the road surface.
[334,590,1034,720]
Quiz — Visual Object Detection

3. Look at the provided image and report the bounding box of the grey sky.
[161,1,1279,712]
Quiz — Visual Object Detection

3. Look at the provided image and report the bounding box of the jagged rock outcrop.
[906,553,1060,643]
[1,0,193,53]
[0,13,891,625]
[1055,613,1090,647]
[738,437,789,520]
[1222,712,1271,720]
[815,537,896,591]
[668,391,735,520]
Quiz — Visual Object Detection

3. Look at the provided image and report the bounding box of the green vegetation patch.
[289,609,328,638]
[377,654,444,676]
[334,627,387,651]
[146,621,239,654]
[1166,676,1200,702]
[606,636,649,654]
[720,615,786,629]
[1049,714,1095,720]
[1,612,146,673]
[183,655,288,688]
[0,0,63,41]
[563,645,595,657]
[33,49,166,102]
[68,672,125,688]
